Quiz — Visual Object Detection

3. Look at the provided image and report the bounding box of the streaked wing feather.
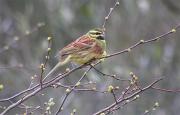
[57,35,95,60]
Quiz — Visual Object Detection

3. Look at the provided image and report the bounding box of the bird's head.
[87,28,105,40]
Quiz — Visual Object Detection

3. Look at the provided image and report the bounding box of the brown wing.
[57,35,95,61]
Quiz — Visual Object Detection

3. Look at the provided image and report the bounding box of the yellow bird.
[44,28,106,79]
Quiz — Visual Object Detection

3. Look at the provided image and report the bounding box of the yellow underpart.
[100,51,107,62]
[70,52,101,64]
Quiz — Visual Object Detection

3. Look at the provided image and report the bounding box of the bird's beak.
[97,33,105,40]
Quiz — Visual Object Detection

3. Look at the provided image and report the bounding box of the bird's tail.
[43,55,71,81]
[43,62,62,81]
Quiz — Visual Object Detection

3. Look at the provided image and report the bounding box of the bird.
[43,28,107,80]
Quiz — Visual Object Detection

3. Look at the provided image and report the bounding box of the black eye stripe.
[96,36,104,40]
[90,32,101,35]
[95,32,101,35]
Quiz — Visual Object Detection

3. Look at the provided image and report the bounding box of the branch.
[152,86,180,93]
[102,0,119,29]
[92,78,163,115]
[103,24,180,59]
[0,64,85,115]
[55,66,92,114]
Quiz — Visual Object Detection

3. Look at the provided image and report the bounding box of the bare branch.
[102,0,120,30]
[55,66,92,114]
[103,24,180,59]
[92,78,163,115]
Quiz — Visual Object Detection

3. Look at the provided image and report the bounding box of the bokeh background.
[0,0,180,115]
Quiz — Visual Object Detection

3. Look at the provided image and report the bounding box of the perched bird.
[44,28,106,80]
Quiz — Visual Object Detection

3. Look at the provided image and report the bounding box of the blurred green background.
[0,0,180,115]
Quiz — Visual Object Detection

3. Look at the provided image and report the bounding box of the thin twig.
[40,37,52,88]
[102,0,119,29]
[111,90,118,104]
[90,64,129,81]
[108,95,138,114]
[55,66,92,114]
[52,82,105,93]
[152,86,180,93]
